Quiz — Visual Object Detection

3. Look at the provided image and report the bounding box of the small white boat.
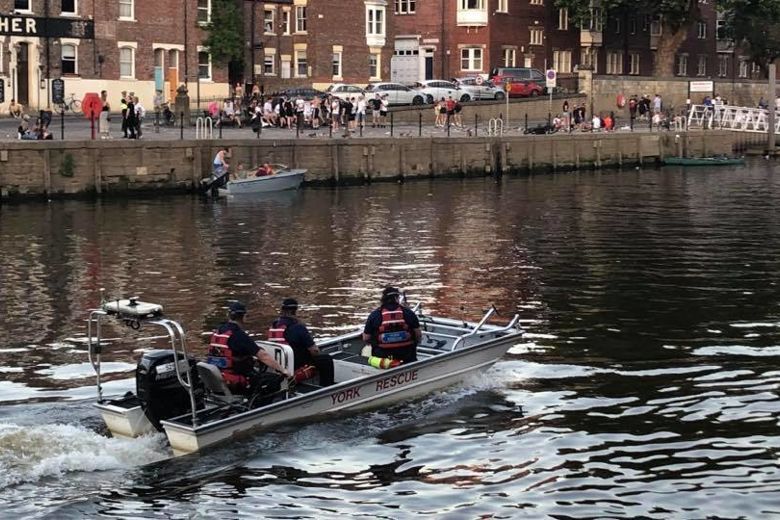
[218,165,305,196]
[89,296,522,456]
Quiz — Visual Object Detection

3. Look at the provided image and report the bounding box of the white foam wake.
[0,423,169,488]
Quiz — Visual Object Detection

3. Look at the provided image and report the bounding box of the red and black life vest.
[268,320,289,345]
[377,306,413,349]
[207,328,249,388]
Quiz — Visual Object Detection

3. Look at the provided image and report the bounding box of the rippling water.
[2,161,780,518]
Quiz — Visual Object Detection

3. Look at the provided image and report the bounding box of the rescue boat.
[89,296,522,456]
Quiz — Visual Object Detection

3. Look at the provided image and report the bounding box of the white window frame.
[295,48,308,78]
[496,0,508,13]
[530,28,543,46]
[697,55,707,76]
[60,0,77,16]
[460,47,483,71]
[295,6,307,33]
[738,58,748,78]
[716,19,726,40]
[264,8,275,35]
[395,0,416,14]
[118,0,134,21]
[502,48,515,67]
[282,9,291,34]
[558,8,568,30]
[61,42,78,75]
[553,50,571,73]
[197,0,211,24]
[459,0,485,9]
[606,51,623,75]
[263,49,276,75]
[650,15,662,36]
[530,0,543,5]
[332,51,342,79]
[718,54,729,77]
[14,0,32,13]
[697,21,707,40]
[629,52,640,75]
[118,43,136,79]
[366,6,385,37]
[197,46,212,81]
[676,54,688,76]
[369,52,381,80]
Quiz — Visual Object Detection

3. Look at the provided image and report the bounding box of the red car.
[491,67,545,98]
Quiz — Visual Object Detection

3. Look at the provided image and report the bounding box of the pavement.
[0,113,663,142]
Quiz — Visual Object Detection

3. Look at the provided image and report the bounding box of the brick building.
[245,0,394,93]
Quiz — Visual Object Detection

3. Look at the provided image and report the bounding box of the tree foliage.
[202,0,244,66]
[554,0,702,76]
[721,0,780,72]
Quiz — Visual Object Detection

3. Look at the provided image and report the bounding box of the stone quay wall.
[0,131,737,200]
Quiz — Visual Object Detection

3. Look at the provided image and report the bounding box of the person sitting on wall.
[9,99,23,119]
[18,115,35,140]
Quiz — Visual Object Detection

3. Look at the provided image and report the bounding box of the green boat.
[663,156,746,166]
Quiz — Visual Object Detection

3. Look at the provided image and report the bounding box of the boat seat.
[196,362,243,405]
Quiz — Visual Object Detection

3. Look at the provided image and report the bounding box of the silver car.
[413,80,460,105]
[365,82,425,106]
[454,77,506,101]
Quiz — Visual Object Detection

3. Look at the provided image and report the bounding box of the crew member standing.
[269,298,335,386]
[208,302,291,402]
[362,287,421,363]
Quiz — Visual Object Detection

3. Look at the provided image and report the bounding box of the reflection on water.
[2,161,780,518]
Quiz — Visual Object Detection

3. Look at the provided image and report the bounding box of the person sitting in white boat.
[208,301,291,401]
[362,287,422,364]
[255,162,274,177]
[268,298,335,386]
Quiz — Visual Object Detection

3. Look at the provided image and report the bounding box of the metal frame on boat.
[88,297,523,456]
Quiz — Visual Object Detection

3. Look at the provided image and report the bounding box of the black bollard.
[180,112,184,140]
[474,113,478,136]
[219,121,223,139]
[418,111,422,137]
[547,112,551,133]
[447,114,451,137]
[524,113,528,132]
[329,122,333,138]
[390,112,394,137]
[90,110,96,140]
[60,109,64,140]
[359,122,363,137]
[155,110,160,133]
[296,122,300,139]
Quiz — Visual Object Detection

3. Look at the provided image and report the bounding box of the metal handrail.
[151,319,199,427]
[87,309,107,402]
[451,309,521,351]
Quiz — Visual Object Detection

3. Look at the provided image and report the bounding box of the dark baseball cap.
[228,301,247,314]
[281,298,298,310]
[382,287,401,299]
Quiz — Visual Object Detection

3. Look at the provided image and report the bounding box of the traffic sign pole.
[546,69,557,131]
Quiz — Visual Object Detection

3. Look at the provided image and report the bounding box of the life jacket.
[207,327,249,388]
[268,319,289,345]
[376,306,414,349]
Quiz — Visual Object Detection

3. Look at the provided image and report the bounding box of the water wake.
[0,423,169,488]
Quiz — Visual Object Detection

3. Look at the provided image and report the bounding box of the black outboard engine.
[136,350,204,431]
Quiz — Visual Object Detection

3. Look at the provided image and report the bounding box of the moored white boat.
[218,167,305,196]
[89,297,522,456]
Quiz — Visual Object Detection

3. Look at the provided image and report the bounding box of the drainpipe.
[440,0,446,78]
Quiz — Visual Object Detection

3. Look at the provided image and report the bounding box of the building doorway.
[17,43,29,106]
[424,52,434,80]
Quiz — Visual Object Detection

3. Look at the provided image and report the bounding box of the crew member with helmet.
[268,298,335,386]
[362,287,422,363]
[208,301,291,402]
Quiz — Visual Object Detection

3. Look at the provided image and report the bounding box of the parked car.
[276,87,327,100]
[490,67,545,97]
[325,83,366,101]
[413,80,460,104]
[453,77,505,101]
[365,82,425,105]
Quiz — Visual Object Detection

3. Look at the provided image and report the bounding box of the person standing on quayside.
[208,302,291,401]
[268,298,335,386]
[363,287,422,363]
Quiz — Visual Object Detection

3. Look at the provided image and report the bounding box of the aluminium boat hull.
[161,332,516,455]
[219,169,305,196]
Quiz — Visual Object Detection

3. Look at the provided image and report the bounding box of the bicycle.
[58,93,81,113]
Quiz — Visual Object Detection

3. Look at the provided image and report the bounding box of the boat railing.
[451,308,521,351]
[87,297,201,427]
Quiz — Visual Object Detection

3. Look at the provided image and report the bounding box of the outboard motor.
[136,350,204,431]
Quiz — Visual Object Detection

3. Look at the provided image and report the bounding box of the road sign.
[475,75,484,85]
[546,69,557,89]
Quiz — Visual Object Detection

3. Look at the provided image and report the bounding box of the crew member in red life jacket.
[209,301,291,400]
[362,287,422,363]
[269,298,335,386]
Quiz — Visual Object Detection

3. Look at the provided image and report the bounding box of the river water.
[1,161,780,519]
